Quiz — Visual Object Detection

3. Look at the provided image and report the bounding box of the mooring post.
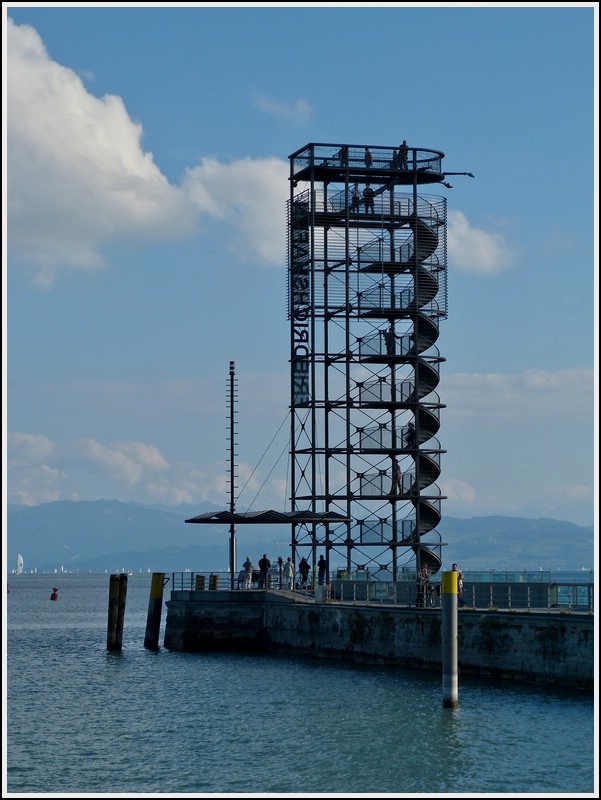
[144,572,166,650]
[441,569,459,709]
[107,573,124,651]
[116,573,128,649]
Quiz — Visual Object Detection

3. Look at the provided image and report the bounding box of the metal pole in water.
[441,569,459,709]
[107,574,121,650]
[144,572,166,650]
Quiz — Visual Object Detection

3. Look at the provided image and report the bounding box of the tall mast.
[226,360,238,588]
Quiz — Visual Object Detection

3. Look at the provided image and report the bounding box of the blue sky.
[3,3,597,528]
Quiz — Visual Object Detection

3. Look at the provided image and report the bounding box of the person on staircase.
[390,457,403,495]
[382,326,395,355]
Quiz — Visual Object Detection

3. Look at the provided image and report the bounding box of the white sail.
[16,554,24,575]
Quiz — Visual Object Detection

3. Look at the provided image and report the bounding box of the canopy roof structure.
[185,510,350,525]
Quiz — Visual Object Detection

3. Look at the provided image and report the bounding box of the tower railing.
[289,143,444,177]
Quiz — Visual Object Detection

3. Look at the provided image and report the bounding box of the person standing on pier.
[317,555,327,586]
[258,554,271,589]
[242,556,254,590]
[416,564,429,607]
[283,556,295,590]
[298,557,310,589]
[452,563,464,604]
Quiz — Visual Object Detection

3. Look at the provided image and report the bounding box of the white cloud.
[182,156,289,265]
[6,431,285,510]
[145,462,218,506]
[438,367,594,524]
[447,209,515,275]
[442,367,593,418]
[7,464,66,507]
[144,457,279,508]
[440,478,477,505]
[6,435,170,498]
[7,365,593,520]
[7,20,292,284]
[7,19,197,286]
[69,439,169,485]
[252,92,312,124]
[7,433,63,506]
[108,441,170,471]
[7,21,513,289]
[543,483,594,503]
[8,431,57,462]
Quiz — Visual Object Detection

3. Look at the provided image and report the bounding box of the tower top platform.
[289,142,445,186]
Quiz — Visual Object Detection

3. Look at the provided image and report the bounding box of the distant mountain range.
[6,499,594,574]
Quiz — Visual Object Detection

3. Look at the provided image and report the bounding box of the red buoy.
[50,587,59,601]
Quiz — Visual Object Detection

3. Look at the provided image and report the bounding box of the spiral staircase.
[287,143,448,579]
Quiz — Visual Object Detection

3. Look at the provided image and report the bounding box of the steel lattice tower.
[287,142,451,581]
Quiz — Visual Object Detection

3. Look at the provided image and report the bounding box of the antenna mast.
[226,361,238,588]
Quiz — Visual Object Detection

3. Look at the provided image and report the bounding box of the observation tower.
[287,142,462,580]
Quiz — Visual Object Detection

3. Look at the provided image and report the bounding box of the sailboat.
[16,554,24,575]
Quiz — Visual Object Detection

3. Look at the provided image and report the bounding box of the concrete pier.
[163,590,593,691]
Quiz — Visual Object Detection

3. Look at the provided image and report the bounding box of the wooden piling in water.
[144,572,166,650]
[107,573,128,651]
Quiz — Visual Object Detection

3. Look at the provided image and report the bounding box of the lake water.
[5,573,597,796]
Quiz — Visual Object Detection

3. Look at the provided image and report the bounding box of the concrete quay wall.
[163,591,594,690]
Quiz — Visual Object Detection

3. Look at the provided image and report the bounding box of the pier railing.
[170,571,594,612]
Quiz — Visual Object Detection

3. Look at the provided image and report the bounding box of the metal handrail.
[170,570,594,612]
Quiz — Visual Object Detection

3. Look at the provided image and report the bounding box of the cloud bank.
[7,367,593,525]
[252,92,312,124]
[7,19,508,286]
[447,210,515,275]
[6,19,197,287]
